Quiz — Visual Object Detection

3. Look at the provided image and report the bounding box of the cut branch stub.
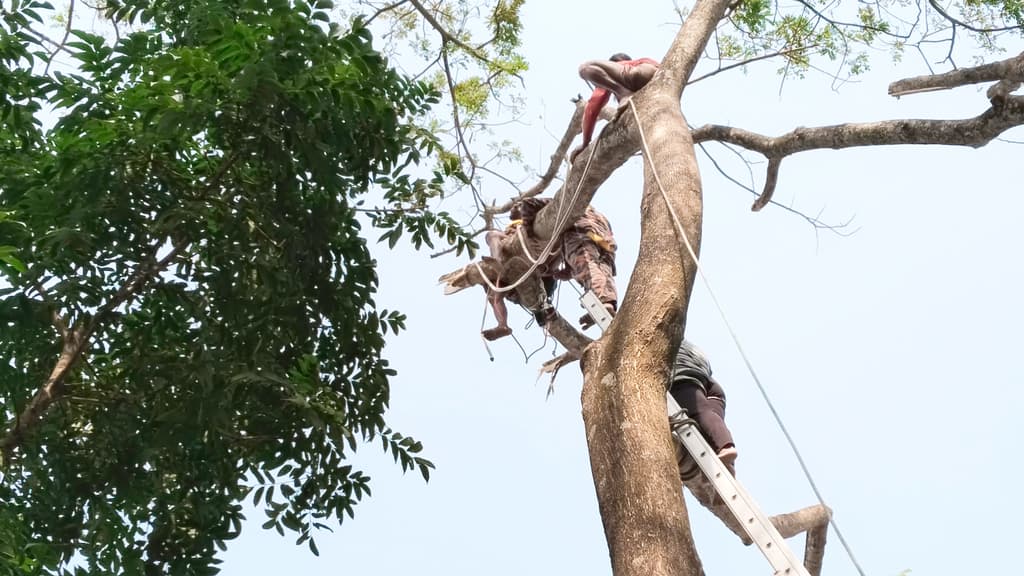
[752,157,781,212]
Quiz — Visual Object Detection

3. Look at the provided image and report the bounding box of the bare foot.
[482,326,513,341]
[717,446,738,477]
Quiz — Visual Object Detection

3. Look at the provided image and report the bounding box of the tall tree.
[0,0,490,573]
[436,1,1023,575]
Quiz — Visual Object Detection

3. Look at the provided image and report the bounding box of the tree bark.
[573,0,734,573]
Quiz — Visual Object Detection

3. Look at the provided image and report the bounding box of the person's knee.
[578,60,605,81]
[580,60,625,89]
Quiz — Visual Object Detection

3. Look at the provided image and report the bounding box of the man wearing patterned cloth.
[440,196,618,338]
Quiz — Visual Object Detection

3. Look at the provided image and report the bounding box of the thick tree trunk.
[579,85,706,576]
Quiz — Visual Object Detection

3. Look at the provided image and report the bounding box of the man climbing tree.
[435,1,1024,574]
[439,196,618,339]
[670,339,737,475]
[572,53,660,164]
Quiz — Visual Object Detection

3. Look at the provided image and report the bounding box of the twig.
[688,45,821,85]
[794,0,911,39]
[28,277,69,339]
[439,44,485,211]
[44,0,75,75]
[927,0,1023,34]
[483,99,597,217]
[696,142,855,235]
[429,228,489,259]
[364,0,409,27]
[407,0,488,62]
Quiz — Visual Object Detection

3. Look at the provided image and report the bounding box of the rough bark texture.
[888,50,1024,96]
[572,0,735,573]
[580,84,707,575]
[692,95,1024,153]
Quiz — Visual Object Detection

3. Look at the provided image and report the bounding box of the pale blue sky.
[215,2,1024,575]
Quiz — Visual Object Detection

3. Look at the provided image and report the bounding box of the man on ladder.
[670,339,739,475]
[582,290,813,576]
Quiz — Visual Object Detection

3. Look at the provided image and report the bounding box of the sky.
[208,2,1024,575]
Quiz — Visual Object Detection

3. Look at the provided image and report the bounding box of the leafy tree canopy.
[0,0,488,573]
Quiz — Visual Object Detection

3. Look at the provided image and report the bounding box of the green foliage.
[966,0,1024,26]
[358,0,530,212]
[716,0,1023,80]
[0,0,464,573]
[453,76,490,117]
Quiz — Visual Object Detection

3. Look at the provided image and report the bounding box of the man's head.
[609,53,632,62]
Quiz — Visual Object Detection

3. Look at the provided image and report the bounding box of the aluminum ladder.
[581,291,811,576]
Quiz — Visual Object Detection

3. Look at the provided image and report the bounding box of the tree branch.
[28,277,69,339]
[0,152,239,458]
[0,326,84,461]
[364,0,408,27]
[691,94,1024,212]
[406,0,488,62]
[687,45,820,86]
[888,50,1024,96]
[926,0,1023,34]
[693,94,1024,158]
[751,156,781,212]
[661,0,737,98]
[484,99,589,217]
[43,0,75,74]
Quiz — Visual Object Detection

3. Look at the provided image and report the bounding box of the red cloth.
[580,58,660,151]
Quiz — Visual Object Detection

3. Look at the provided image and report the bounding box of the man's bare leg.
[579,60,634,99]
[578,60,658,100]
[482,289,513,341]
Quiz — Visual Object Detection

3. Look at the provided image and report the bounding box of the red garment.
[580,58,660,151]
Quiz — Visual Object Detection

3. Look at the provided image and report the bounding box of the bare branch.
[44,0,75,75]
[753,157,781,212]
[364,0,408,27]
[693,95,1024,157]
[696,142,856,235]
[688,45,821,85]
[484,99,588,217]
[889,50,1024,96]
[539,350,582,399]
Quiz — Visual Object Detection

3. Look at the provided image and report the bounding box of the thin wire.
[629,100,867,576]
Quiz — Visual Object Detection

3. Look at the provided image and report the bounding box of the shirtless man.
[571,53,659,164]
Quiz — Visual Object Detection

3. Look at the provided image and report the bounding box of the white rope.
[473,140,602,295]
[628,100,867,576]
[516,225,539,264]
